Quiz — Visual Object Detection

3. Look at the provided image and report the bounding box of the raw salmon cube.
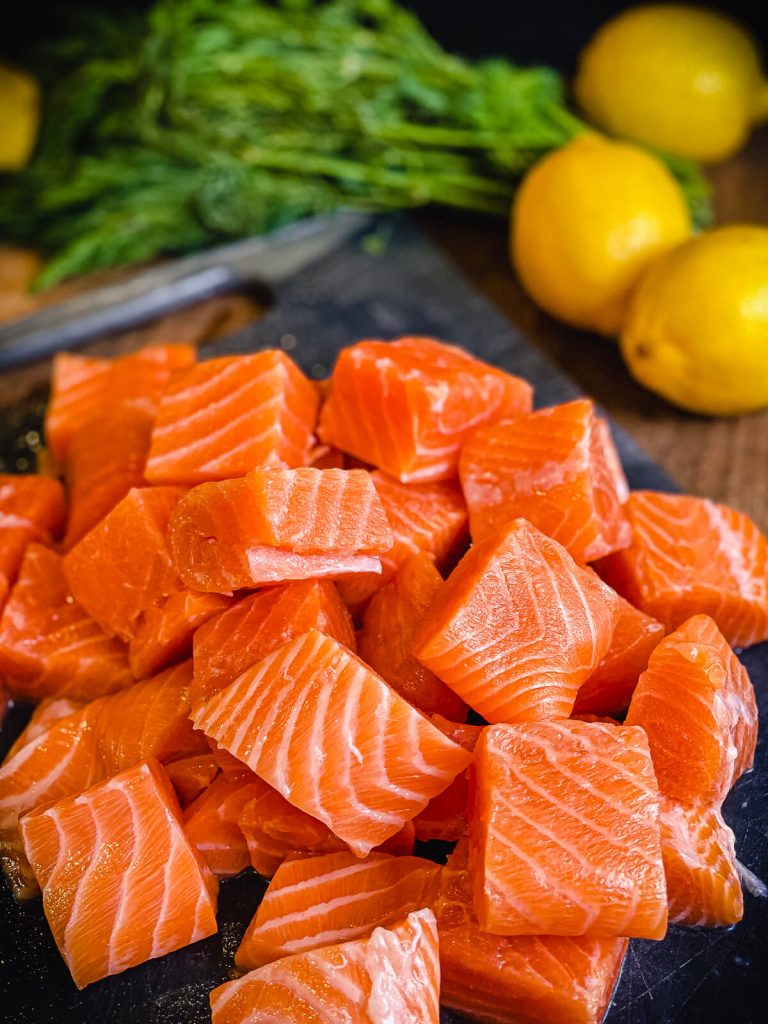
[414,519,619,723]
[210,909,440,1024]
[358,552,467,719]
[237,775,347,877]
[318,336,532,483]
[659,797,743,927]
[596,491,768,648]
[0,660,204,899]
[45,344,196,465]
[459,399,631,562]
[191,629,472,856]
[209,739,251,779]
[469,721,668,939]
[0,474,66,602]
[337,470,468,611]
[61,408,153,549]
[234,775,412,878]
[164,753,219,807]
[623,617,756,933]
[92,660,208,776]
[572,596,665,717]
[145,351,319,485]
[0,544,133,702]
[0,705,102,899]
[413,717,481,843]
[436,842,628,1024]
[235,850,441,971]
[191,580,355,708]
[625,615,757,807]
[169,467,393,592]
[45,352,110,464]
[183,772,264,878]
[21,759,218,988]
[128,589,230,679]
[63,486,185,641]
[6,696,83,760]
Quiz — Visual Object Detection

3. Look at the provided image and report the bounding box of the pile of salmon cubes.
[0,335,765,1023]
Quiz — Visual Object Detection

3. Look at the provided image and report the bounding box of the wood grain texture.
[417,126,768,532]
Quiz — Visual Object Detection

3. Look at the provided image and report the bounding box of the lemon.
[575,5,768,164]
[621,226,768,416]
[0,63,40,170]
[511,133,691,336]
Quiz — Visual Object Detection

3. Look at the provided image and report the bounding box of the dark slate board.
[1,214,766,1024]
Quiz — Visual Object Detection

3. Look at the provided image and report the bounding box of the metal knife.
[0,211,370,370]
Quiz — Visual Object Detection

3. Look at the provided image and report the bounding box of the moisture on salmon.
[191,629,472,856]
[235,850,441,971]
[596,491,768,647]
[145,351,319,485]
[469,721,668,939]
[5,697,83,760]
[624,614,758,929]
[659,797,743,927]
[191,579,355,709]
[2,333,766,1011]
[169,467,393,592]
[414,518,620,723]
[210,908,440,1024]
[0,543,133,702]
[0,474,66,606]
[336,470,469,612]
[164,753,220,807]
[318,336,532,483]
[358,552,468,719]
[63,486,185,641]
[625,614,758,808]
[21,758,218,989]
[436,842,629,1024]
[459,399,630,562]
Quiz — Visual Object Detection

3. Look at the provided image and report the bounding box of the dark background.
[3,1,768,69]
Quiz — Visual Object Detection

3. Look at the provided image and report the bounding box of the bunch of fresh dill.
[0,0,711,289]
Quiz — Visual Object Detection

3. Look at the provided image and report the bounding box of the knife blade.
[0,212,370,369]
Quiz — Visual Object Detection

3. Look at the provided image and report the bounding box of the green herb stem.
[0,0,712,288]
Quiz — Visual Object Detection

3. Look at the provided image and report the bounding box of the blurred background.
[4,0,768,64]
[1,0,768,529]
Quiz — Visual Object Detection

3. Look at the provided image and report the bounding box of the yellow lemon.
[575,5,768,164]
[0,63,40,170]
[511,133,691,336]
[621,225,768,416]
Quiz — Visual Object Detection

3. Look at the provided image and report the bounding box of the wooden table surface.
[1,129,766,525]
